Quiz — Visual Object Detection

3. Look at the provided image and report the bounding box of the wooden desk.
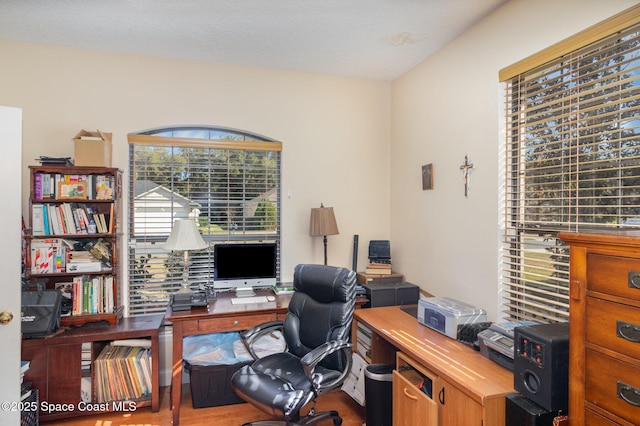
[21,313,163,422]
[165,289,292,425]
[354,306,514,425]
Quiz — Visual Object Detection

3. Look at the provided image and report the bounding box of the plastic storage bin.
[183,332,252,408]
[364,364,394,426]
[185,361,250,408]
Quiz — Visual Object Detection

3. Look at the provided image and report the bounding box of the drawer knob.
[628,270,640,289]
[617,320,640,343]
[617,381,640,407]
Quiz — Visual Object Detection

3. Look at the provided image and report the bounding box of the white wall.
[390,0,638,320]
[0,41,392,279]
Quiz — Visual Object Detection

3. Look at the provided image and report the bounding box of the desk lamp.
[309,203,339,265]
[164,219,207,294]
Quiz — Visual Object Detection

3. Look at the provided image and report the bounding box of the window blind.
[502,23,640,323]
[127,128,281,316]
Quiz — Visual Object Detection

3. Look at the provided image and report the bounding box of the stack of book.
[29,238,71,274]
[20,360,30,389]
[20,360,38,426]
[94,339,153,403]
[364,262,392,275]
[71,275,115,315]
[67,250,103,273]
[36,156,73,166]
[31,202,112,236]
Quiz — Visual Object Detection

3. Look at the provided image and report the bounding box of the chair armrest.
[300,340,352,393]
[240,320,284,359]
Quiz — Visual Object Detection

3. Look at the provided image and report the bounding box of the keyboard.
[230,296,270,305]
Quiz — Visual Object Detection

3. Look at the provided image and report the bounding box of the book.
[365,267,393,275]
[111,339,152,348]
[366,262,392,269]
[365,261,392,274]
[32,205,44,236]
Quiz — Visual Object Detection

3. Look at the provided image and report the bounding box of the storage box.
[362,281,419,308]
[73,129,112,167]
[185,361,249,408]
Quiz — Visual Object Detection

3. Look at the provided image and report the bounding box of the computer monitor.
[213,242,277,295]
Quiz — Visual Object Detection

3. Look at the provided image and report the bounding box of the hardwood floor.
[43,386,366,426]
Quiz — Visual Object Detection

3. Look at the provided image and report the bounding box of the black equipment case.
[21,289,62,337]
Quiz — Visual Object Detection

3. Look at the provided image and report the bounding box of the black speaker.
[514,322,569,412]
[505,392,564,426]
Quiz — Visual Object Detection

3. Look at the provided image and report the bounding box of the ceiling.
[0,0,507,81]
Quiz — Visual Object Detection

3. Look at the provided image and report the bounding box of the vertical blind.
[502,23,640,323]
[127,128,282,316]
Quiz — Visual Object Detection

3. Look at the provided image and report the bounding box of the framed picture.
[58,181,87,199]
[422,164,433,190]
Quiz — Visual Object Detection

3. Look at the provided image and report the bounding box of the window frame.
[126,127,282,316]
[500,5,640,323]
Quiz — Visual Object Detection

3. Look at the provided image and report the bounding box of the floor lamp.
[309,203,339,265]
[164,219,207,294]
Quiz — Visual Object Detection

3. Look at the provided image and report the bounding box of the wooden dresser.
[559,231,640,425]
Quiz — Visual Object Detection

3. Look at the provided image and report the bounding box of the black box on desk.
[506,392,564,426]
[363,281,419,308]
[185,361,250,408]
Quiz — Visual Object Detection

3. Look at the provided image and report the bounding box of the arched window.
[127,126,281,315]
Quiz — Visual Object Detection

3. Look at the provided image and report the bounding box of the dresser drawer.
[586,297,640,359]
[198,313,277,333]
[587,253,640,299]
[585,349,640,424]
[585,408,636,426]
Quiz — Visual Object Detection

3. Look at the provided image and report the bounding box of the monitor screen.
[213,242,277,291]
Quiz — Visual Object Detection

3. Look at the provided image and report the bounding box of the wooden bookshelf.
[25,165,123,326]
[21,314,163,422]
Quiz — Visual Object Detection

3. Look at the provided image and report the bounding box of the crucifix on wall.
[460,155,474,197]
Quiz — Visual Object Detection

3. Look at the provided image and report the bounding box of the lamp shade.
[309,204,339,237]
[164,219,207,251]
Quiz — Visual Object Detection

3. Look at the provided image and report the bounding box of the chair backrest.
[283,264,357,371]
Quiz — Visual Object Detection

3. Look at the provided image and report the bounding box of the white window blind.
[502,23,640,323]
[127,128,281,316]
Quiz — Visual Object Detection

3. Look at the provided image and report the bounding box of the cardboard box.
[73,129,112,167]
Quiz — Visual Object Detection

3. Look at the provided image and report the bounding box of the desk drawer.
[585,349,640,424]
[588,253,640,299]
[198,314,277,333]
[586,297,640,359]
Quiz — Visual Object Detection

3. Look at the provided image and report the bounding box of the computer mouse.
[267,296,275,302]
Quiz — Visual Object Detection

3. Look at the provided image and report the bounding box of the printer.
[417,297,487,339]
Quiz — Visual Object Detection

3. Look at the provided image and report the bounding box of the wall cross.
[460,155,474,197]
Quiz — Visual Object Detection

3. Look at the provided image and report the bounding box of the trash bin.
[364,364,394,426]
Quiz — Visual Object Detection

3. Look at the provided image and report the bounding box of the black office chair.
[231,263,357,426]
